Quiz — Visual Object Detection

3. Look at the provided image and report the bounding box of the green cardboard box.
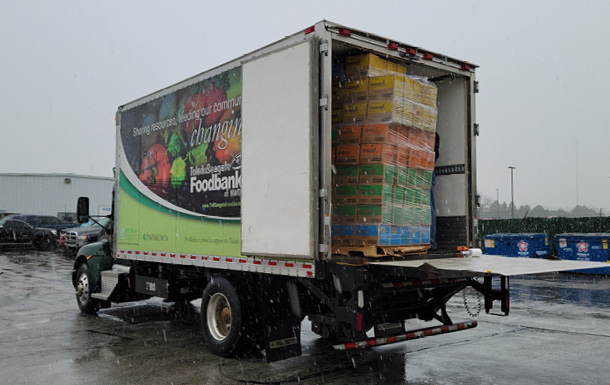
[334,204,357,223]
[393,205,404,226]
[358,184,394,205]
[357,204,393,224]
[334,185,358,204]
[359,164,396,185]
[336,165,359,185]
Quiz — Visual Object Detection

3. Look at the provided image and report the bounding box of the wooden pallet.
[332,244,430,258]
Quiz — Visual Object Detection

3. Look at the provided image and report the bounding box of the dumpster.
[483,233,551,258]
[555,233,610,274]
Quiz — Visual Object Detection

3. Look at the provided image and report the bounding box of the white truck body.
[115,21,478,271]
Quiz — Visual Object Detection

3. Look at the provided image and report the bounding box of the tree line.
[479,195,605,219]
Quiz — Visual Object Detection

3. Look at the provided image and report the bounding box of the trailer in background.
[0,173,113,219]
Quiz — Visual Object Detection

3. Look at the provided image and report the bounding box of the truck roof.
[119,20,477,112]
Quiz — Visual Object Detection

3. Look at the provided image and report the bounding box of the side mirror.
[77,197,90,223]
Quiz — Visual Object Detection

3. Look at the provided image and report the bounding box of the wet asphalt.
[1,250,610,385]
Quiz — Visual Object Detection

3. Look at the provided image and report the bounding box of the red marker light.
[405,47,416,56]
[339,28,351,37]
[423,53,433,60]
[388,42,399,50]
[461,64,471,71]
[304,26,315,35]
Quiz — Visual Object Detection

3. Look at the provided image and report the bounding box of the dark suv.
[7,215,75,233]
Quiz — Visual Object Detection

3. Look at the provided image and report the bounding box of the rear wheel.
[201,277,251,357]
[75,264,99,314]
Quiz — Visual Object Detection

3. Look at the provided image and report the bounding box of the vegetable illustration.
[214,135,241,165]
[170,157,186,186]
[139,144,171,198]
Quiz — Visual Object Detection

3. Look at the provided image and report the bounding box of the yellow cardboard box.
[343,102,368,123]
[344,78,369,102]
[420,82,438,107]
[332,108,344,124]
[404,76,418,103]
[345,53,388,78]
[421,107,438,133]
[402,101,415,128]
[368,75,405,101]
[367,100,403,124]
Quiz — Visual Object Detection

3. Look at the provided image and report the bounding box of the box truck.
[72,20,607,362]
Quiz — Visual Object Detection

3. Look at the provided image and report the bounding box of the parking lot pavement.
[1,251,610,385]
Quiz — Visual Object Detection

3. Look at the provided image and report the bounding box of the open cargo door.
[241,40,318,259]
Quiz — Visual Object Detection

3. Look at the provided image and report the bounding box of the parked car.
[63,217,111,254]
[2,214,75,240]
[0,217,56,250]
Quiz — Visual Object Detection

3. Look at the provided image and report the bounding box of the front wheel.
[75,264,99,314]
[34,235,52,251]
[201,277,251,357]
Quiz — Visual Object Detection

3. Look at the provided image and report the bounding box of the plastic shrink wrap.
[331,53,438,251]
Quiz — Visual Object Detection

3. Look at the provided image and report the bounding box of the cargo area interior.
[330,39,471,253]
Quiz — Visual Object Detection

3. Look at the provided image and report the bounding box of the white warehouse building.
[0,173,114,220]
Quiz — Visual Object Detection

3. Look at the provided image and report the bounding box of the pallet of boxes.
[331,53,438,257]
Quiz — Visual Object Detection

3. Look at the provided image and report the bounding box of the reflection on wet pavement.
[2,250,610,384]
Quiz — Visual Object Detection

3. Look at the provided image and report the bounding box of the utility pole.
[495,188,499,219]
[576,141,579,206]
[508,166,516,219]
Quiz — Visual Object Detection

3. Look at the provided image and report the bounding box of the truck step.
[332,244,430,258]
[91,265,130,301]
[91,293,110,301]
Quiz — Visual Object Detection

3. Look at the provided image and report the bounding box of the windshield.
[0,216,16,226]
[81,217,110,228]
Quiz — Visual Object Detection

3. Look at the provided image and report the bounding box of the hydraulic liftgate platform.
[368,253,610,279]
[331,253,610,351]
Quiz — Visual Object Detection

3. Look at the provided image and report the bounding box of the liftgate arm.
[470,275,510,316]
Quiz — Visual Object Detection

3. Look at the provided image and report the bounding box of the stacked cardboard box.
[331,53,438,250]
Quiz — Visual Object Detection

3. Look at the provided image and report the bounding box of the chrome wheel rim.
[76,273,90,305]
[207,293,231,341]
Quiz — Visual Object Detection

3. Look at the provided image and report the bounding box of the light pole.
[508,166,516,219]
[495,188,499,219]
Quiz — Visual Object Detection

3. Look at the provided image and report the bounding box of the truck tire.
[75,264,100,314]
[201,277,249,357]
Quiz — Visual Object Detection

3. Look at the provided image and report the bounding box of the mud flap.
[259,279,303,363]
[263,314,302,363]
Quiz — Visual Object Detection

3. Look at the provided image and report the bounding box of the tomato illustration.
[212,107,241,164]
[139,144,171,198]
[214,135,241,165]
[182,93,205,137]
[203,87,227,126]
[181,86,227,136]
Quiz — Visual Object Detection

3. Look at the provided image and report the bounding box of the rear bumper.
[333,321,478,350]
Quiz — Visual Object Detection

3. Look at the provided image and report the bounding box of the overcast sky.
[1,1,609,212]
